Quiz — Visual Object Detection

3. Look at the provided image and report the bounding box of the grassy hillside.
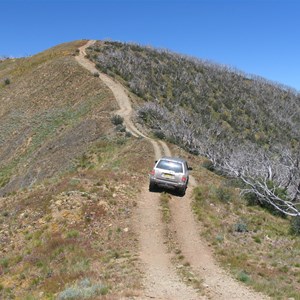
[86,41,299,149]
[0,41,117,195]
[87,41,300,214]
[191,170,300,299]
[1,40,300,299]
[0,136,152,299]
[163,144,300,299]
[0,41,153,299]
[85,41,300,298]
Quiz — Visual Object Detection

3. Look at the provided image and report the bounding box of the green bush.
[253,236,262,243]
[244,191,287,218]
[237,270,250,283]
[244,192,260,206]
[153,130,165,140]
[66,230,79,239]
[0,257,9,268]
[57,278,108,299]
[111,114,124,126]
[4,78,10,85]
[234,219,248,233]
[115,124,126,132]
[202,160,215,172]
[215,187,232,203]
[290,216,300,235]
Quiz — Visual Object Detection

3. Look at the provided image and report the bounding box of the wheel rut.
[76,40,269,300]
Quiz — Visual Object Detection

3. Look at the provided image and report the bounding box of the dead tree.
[207,142,300,217]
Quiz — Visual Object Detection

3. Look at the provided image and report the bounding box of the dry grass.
[2,40,86,78]
[0,136,152,299]
[0,40,154,299]
[0,40,116,196]
[157,173,205,295]
[168,143,300,299]
[160,192,171,223]
[192,168,300,299]
[3,39,299,300]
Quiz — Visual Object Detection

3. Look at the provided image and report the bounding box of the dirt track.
[76,41,269,300]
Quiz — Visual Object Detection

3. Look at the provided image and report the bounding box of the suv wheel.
[149,181,156,192]
[178,187,186,196]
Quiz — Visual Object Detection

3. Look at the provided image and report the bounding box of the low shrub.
[115,124,126,132]
[57,278,108,299]
[253,236,262,243]
[202,160,215,172]
[125,131,132,138]
[0,257,9,268]
[244,191,287,218]
[290,216,300,236]
[66,230,79,239]
[234,219,248,233]
[215,187,232,203]
[244,192,260,206]
[111,114,124,126]
[237,270,250,283]
[153,130,165,140]
[215,234,224,243]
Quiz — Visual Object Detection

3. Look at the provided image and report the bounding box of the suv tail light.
[181,176,187,182]
[150,169,155,176]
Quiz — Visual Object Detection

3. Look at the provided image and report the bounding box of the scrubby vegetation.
[87,41,300,218]
[191,166,300,299]
[0,40,116,196]
[0,41,151,298]
[1,39,299,299]
[0,136,152,299]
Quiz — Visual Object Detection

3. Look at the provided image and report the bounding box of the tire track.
[159,140,172,157]
[169,182,269,299]
[76,40,268,300]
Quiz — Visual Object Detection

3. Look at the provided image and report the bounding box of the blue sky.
[1,0,299,91]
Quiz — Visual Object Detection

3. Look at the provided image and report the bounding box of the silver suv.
[149,156,192,196]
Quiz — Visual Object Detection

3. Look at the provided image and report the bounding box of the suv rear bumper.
[150,176,187,190]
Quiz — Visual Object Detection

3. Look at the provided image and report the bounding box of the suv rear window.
[156,160,183,173]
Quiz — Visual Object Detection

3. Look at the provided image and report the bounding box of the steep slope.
[0,41,116,195]
[86,41,299,148]
[0,41,152,299]
[86,41,300,216]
